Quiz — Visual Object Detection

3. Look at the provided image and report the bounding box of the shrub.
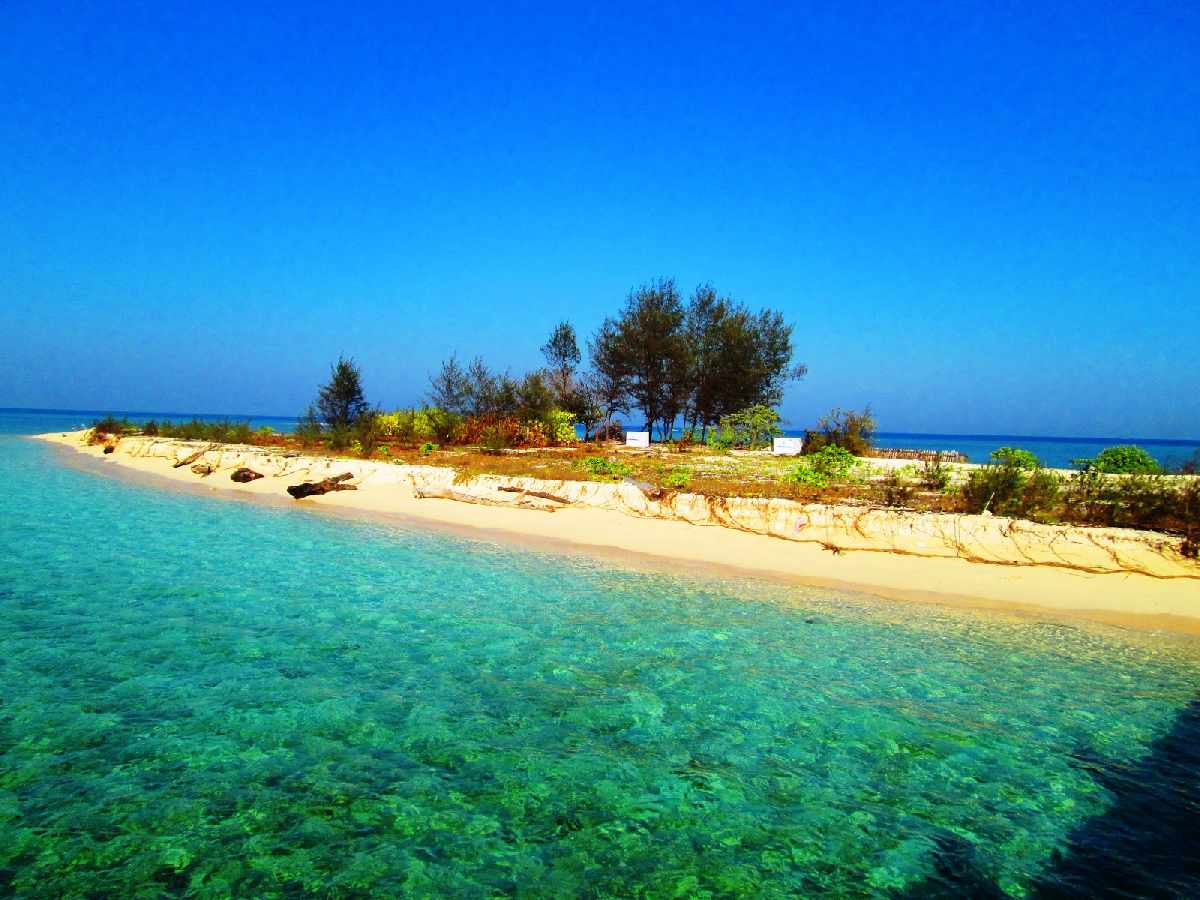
[544,409,577,445]
[295,406,323,448]
[419,442,438,456]
[961,462,1026,516]
[327,426,352,452]
[425,407,463,444]
[88,416,135,443]
[807,445,857,480]
[785,465,828,489]
[920,457,951,491]
[355,412,382,458]
[141,419,160,436]
[663,467,691,490]
[710,405,783,450]
[879,473,915,507]
[580,457,633,481]
[1078,445,1160,474]
[991,447,1039,470]
[803,407,875,456]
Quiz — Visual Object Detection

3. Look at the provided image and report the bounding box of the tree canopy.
[316,356,369,429]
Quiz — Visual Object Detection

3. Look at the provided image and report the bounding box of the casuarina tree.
[316,356,369,429]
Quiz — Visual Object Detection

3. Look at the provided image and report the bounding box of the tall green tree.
[587,319,630,436]
[428,355,471,414]
[604,278,692,440]
[316,356,369,429]
[541,321,581,408]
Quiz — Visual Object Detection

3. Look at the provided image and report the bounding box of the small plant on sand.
[921,457,952,491]
[663,467,692,490]
[419,442,438,456]
[803,407,875,456]
[580,456,633,481]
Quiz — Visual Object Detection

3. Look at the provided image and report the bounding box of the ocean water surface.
[1,410,1198,896]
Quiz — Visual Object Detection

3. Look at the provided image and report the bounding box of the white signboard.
[772,437,804,456]
[625,431,650,448]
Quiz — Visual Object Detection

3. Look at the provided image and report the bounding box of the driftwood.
[496,486,571,504]
[414,485,557,512]
[174,445,215,469]
[287,473,357,500]
[191,463,216,477]
[231,468,264,483]
[102,445,115,454]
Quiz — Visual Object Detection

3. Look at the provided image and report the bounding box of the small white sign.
[772,437,804,456]
[625,431,650,448]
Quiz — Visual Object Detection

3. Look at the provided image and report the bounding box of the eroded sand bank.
[36,431,1200,635]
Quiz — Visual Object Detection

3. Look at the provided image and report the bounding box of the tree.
[607,278,691,441]
[429,355,471,414]
[541,321,581,408]
[587,319,630,437]
[683,284,806,437]
[316,356,369,430]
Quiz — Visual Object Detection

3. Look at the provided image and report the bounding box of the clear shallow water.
[1,411,1199,897]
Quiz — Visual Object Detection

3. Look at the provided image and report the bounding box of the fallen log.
[287,473,357,500]
[231,467,264,483]
[173,445,216,469]
[102,445,115,454]
[191,463,216,477]
[496,486,571,504]
[414,485,557,512]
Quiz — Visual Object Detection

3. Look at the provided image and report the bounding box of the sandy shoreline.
[35,430,1200,637]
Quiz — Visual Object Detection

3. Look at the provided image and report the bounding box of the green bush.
[663,467,691,490]
[295,406,323,448]
[991,447,1039,470]
[921,457,952,491]
[543,409,577,445]
[708,405,783,450]
[962,462,1026,516]
[785,465,829,489]
[803,407,875,456]
[419,442,438,456]
[807,445,857,480]
[1077,445,1160,474]
[580,456,633,481]
[354,412,382,458]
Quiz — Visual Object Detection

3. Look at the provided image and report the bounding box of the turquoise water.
[1,411,1198,896]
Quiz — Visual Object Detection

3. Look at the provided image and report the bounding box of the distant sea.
[6,407,1198,470]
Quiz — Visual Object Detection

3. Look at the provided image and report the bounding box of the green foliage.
[879,474,915,507]
[803,408,875,456]
[990,447,1039,470]
[87,416,136,443]
[962,459,1063,519]
[663,467,692,490]
[141,419,159,436]
[920,457,952,491]
[543,409,577,445]
[542,321,581,408]
[295,405,323,447]
[806,445,857,480]
[579,456,633,481]
[419,442,438,456]
[785,465,829,489]
[354,412,382,458]
[326,425,352,452]
[708,404,782,450]
[316,356,369,429]
[1077,445,1160,474]
[424,407,463,444]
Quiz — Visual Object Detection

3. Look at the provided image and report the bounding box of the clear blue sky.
[2,2,1197,437]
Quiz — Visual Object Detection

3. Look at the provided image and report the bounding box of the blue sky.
[2,2,1197,437]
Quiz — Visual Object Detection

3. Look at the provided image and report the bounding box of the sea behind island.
[1,407,1199,895]
[5,407,1199,469]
